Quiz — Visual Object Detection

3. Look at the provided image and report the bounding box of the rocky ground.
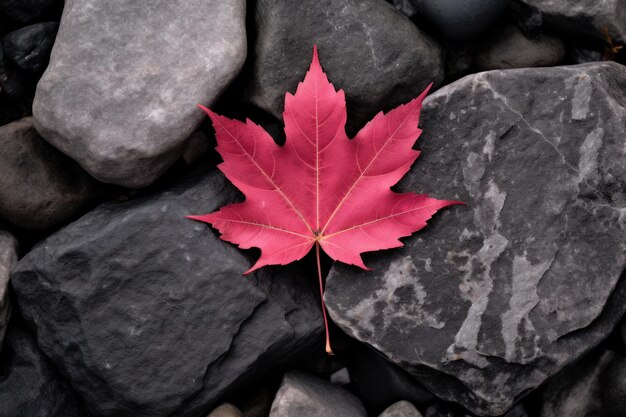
[1,0,625,416]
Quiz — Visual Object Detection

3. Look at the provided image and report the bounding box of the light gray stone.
[474,25,565,71]
[515,0,626,43]
[269,372,368,417]
[0,117,98,229]
[379,401,423,417]
[207,403,244,417]
[325,62,626,416]
[246,0,443,135]
[0,231,17,348]
[33,0,246,188]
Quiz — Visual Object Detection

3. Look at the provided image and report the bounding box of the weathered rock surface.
[246,0,443,134]
[514,0,626,43]
[474,25,565,71]
[0,321,86,417]
[33,0,246,188]
[0,231,16,348]
[379,401,423,417]
[540,350,613,417]
[2,22,58,73]
[0,117,99,229]
[326,62,626,415]
[269,371,368,417]
[11,169,322,417]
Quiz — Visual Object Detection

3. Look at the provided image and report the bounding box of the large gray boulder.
[246,0,443,134]
[325,62,626,415]
[11,169,322,417]
[514,0,626,43]
[0,231,17,348]
[0,117,99,229]
[33,0,246,188]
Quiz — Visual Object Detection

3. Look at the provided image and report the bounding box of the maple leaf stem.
[316,241,334,355]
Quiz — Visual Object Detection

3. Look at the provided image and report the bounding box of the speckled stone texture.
[11,170,322,417]
[325,62,626,416]
[0,231,17,349]
[269,372,368,417]
[514,0,626,43]
[33,0,246,188]
[246,0,443,135]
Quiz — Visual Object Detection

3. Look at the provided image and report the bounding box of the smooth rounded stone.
[389,0,419,17]
[474,25,565,71]
[246,0,443,135]
[0,0,60,23]
[33,0,246,188]
[413,0,508,40]
[567,48,604,65]
[514,0,626,43]
[269,371,368,417]
[0,56,26,99]
[0,322,86,417]
[379,401,423,417]
[325,62,626,416]
[182,130,211,165]
[0,117,99,229]
[541,350,613,417]
[0,231,17,348]
[207,403,244,417]
[11,169,323,417]
[2,22,58,73]
[602,355,626,417]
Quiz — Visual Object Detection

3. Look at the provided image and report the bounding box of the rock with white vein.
[325,62,626,416]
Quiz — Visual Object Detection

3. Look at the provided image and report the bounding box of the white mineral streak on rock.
[483,131,496,161]
[578,128,603,181]
[501,249,557,363]
[571,74,593,120]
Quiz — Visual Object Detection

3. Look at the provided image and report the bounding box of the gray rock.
[414,0,508,40]
[33,0,247,188]
[11,169,322,417]
[474,25,565,71]
[389,0,419,17]
[0,117,99,229]
[246,0,443,135]
[379,401,423,417]
[2,22,59,73]
[0,231,17,348]
[514,0,626,43]
[207,403,244,417]
[0,322,86,417]
[269,371,368,417]
[325,62,626,415]
[541,350,613,417]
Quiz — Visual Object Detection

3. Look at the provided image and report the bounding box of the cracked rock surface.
[11,169,322,417]
[325,62,626,416]
[32,0,246,188]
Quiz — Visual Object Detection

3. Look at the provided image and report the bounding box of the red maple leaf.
[189,47,461,353]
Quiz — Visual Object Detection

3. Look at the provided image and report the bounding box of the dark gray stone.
[389,0,419,17]
[11,169,322,417]
[0,322,86,417]
[33,0,246,188]
[379,401,423,417]
[602,355,626,417]
[269,371,368,417]
[0,117,99,229]
[541,350,613,417]
[0,0,60,23]
[413,0,508,40]
[325,62,626,416]
[474,25,565,71]
[2,22,58,73]
[514,0,626,43]
[246,0,443,135]
[0,231,16,348]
